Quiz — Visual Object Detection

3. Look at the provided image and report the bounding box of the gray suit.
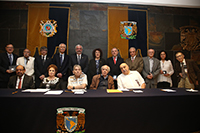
[142,57,161,88]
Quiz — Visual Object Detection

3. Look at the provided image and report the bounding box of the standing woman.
[88,48,106,86]
[157,50,174,88]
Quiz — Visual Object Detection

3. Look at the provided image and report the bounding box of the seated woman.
[39,64,61,89]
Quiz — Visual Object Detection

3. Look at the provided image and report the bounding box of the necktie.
[78,55,81,65]
[131,57,134,62]
[60,54,63,65]
[42,56,45,65]
[26,58,29,64]
[114,57,116,64]
[18,77,22,89]
[181,62,186,78]
[9,54,12,65]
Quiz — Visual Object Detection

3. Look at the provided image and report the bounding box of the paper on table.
[160,89,176,92]
[133,90,143,93]
[44,90,63,95]
[71,89,87,93]
[186,89,198,92]
[22,89,50,92]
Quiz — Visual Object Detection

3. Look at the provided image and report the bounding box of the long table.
[0,88,200,133]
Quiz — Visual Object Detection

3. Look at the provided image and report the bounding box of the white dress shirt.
[16,74,25,89]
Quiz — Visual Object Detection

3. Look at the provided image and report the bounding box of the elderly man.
[142,49,160,88]
[67,65,88,89]
[117,63,145,89]
[52,43,71,89]
[16,49,35,77]
[175,52,200,89]
[0,43,18,88]
[107,47,124,88]
[125,47,143,73]
[90,65,114,90]
[34,46,52,88]
[70,44,88,74]
[8,65,35,89]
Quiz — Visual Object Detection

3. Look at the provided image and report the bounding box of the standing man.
[118,63,145,89]
[107,47,124,88]
[16,49,35,77]
[52,43,71,89]
[175,52,200,89]
[142,49,160,88]
[8,65,35,89]
[34,46,52,88]
[0,44,18,88]
[125,47,143,73]
[70,44,88,74]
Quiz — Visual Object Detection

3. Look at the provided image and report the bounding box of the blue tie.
[9,54,12,65]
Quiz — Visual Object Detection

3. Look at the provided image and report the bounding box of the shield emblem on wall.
[120,21,137,39]
[64,116,78,132]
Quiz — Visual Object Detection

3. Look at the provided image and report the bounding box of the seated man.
[117,63,146,89]
[90,65,115,90]
[67,65,87,89]
[8,65,35,89]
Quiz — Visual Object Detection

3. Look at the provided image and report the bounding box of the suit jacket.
[8,74,35,89]
[16,56,35,76]
[70,53,88,74]
[34,55,52,88]
[142,57,161,85]
[175,59,200,84]
[90,74,115,90]
[52,53,71,80]
[0,52,18,82]
[106,56,124,76]
[87,58,106,85]
[125,57,143,73]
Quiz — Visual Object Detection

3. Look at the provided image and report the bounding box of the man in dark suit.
[175,52,200,89]
[34,46,52,88]
[0,44,18,88]
[142,49,160,88]
[70,44,88,74]
[52,43,71,89]
[107,47,124,88]
[8,65,35,89]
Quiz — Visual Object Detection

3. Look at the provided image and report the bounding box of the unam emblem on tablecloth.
[39,20,57,37]
[120,21,137,39]
[56,107,85,133]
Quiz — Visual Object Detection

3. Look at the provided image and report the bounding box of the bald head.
[120,63,130,75]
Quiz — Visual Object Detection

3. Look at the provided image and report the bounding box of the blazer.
[0,52,18,82]
[8,74,35,89]
[87,58,106,85]
[52,53,71,80]
[16,56,35,76]
[90,74,115,90]
[106,56,124,76]
[70,53,88,74]
[175,59,200,84]
[34,55,52,88]
[125,57,144,73]
[142,57,161,85]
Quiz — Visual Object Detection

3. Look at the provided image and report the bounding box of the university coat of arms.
[180,26,200,51]
[39,20,57,37]
[120,21,137,39]
[56,107,85,133]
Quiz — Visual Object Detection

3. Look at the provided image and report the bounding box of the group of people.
[0,43,200,90]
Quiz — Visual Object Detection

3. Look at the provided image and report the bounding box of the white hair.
[59,43,66,48]
[75,44,83,49]
[101,65,110,72]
